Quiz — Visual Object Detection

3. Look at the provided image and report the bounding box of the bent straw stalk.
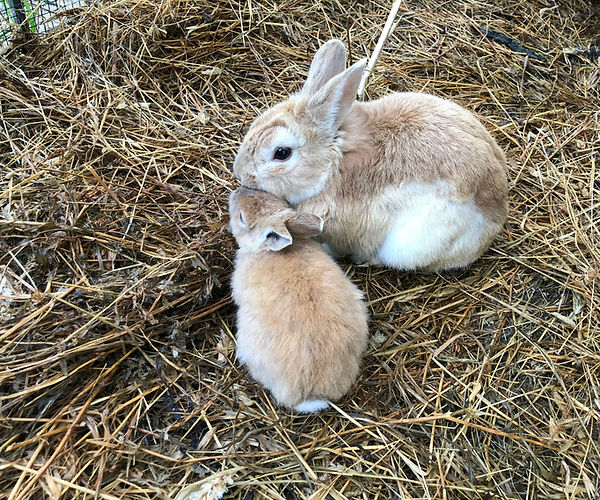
[357,0,402,99]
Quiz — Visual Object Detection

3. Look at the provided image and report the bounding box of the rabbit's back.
[354,92,507,211]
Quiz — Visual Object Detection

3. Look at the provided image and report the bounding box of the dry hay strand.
[1,0,599,498]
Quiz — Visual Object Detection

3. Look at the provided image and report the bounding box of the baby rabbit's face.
[228,188,295,253]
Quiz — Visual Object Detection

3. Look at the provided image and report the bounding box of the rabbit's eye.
[239,212,246,225]
[273,147,291,161]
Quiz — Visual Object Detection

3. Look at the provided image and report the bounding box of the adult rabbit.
[233,40,508,271]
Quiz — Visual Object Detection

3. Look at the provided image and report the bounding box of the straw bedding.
[1,0,599,498]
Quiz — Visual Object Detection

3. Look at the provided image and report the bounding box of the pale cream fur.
[233,40,508,271]
[229,187,369,412]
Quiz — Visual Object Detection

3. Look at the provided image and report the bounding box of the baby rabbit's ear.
[263,224,293,251]
[306,58,366,132]
[285,213,324,238]
[301,39,347,96]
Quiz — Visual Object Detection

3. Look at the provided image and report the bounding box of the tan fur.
[229,188,369,410]
[233,40,509,271]
[300,93,508,267]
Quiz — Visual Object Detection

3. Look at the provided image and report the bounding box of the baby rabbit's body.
[233,40,508,272]
[229,188,368,413]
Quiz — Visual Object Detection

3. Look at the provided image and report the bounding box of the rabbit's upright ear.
[306,58,366,132]
[285,213,324,238]
[262,224,293,251]
[301,39,347,96]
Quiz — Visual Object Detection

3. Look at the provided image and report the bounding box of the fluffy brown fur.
[229,188,369,412]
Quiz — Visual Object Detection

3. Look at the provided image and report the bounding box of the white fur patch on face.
[260,127,304,163]
[286,175,328,205]
[253,126,329,204]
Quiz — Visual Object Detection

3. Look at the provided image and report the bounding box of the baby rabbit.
[233,39,508,272]
[229,187,369,413]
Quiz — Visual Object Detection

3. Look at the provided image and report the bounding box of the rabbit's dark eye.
[266,231,279,240]
[239,212,246,225]
[273,147,291,161]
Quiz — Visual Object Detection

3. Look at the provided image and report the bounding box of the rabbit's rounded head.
[233,40,366,205]
[229,187,324,253]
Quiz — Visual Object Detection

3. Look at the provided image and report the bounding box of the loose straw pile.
[1,0,598,498]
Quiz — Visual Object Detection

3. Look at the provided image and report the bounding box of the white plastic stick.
[357,0,402,99]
